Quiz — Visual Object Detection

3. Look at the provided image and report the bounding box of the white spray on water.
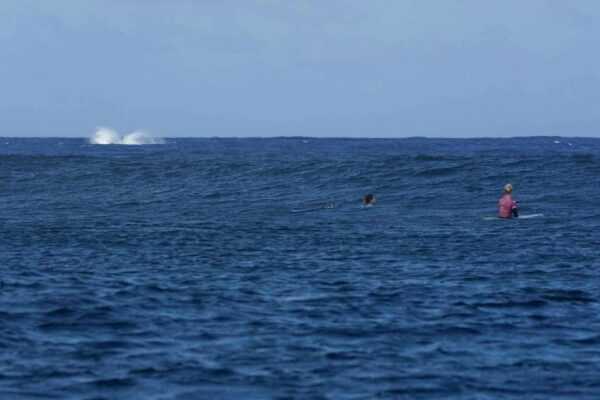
[90,127,165,145]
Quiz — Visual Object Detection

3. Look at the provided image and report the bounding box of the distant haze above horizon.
[1,1,599,138]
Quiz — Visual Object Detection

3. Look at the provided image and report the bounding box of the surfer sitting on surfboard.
[498,184,518,218]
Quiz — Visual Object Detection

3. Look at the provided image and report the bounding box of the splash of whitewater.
[90,127,165,145]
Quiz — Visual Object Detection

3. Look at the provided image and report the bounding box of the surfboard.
[518,213,544,219]
[483,213,544,221]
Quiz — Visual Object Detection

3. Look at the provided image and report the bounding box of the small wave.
[541,289,594,304]
[122,131,164,145]
[572,153,598,165]
[415,163,467,177]
[291,202,336,213]
[91,377,137,388]
[474,299,547,309]
[573,334,600,345]
[90,127,164,145]
[414,154,451,162]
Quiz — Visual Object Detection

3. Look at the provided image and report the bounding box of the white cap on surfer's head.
[504,183,513,193]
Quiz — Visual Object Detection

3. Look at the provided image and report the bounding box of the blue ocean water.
[1,137,599,399]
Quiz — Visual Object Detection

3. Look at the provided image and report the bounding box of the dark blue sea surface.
[1,137,600,399]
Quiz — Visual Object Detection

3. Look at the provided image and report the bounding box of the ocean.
[1,137,599,399]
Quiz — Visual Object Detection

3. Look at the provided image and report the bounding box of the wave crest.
[90,127,164,145]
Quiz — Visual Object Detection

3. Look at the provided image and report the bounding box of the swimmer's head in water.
[363,194,375,205]
[504,183,513,193]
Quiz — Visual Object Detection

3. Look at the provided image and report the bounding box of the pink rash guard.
[498,194,517,218]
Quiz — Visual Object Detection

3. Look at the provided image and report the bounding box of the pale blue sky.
[1,0,599,137]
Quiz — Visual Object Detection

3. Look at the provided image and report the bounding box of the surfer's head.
[503,183,513,194]
[363,194,375,205]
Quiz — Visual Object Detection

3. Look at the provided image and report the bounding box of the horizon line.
[1,135,599,140]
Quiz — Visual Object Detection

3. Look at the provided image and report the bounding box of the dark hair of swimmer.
[363,194,375,205]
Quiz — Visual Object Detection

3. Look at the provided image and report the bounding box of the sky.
[0,0,599,137]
